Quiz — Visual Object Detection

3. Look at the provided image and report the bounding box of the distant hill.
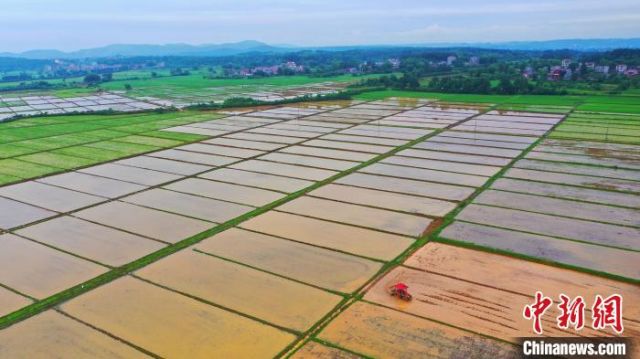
[2,38,639,59]
[0,40,288,59]
[417,38,640,51]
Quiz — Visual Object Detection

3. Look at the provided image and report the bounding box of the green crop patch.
[51,146,125,162]
[0,144,36,159]
[0,159,62,179]
[84,140,160,156]
[0,173,21,186]
[112,135,183,147]
[17,152,96,170]
[577,103,640,114]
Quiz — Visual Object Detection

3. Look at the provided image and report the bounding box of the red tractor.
[388,282,412,301]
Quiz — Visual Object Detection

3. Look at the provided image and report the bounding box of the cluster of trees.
[83,73,113,85]
[0,81,58,93]
[355,74,420,89]
[427,75,567,95]
[169,68,190,76]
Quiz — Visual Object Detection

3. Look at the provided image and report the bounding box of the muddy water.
[514,159,640,181]
[196,228,381,292]
[74,201,211,243]
[452,124,546,136]
[0,234,106,298]
[231,160,337,181]
[226,132,304,144]
[79,163,182,186]
[165,178,283,207]
[362,163,487,187]
[249,127,320,138]
[62,277,295,359]
[372,119,449,129]
[291,341,360,359]
[365,267,635,342]
[0,197,55,230]
[382,156,500,177]
[493,178,640,208]
[38,172,146,198]
[439,131,537,144]
[278,196,433,237]
[338,128,424,140]
[399,148,511,166]
[0,311,149,358]
[117,156,210,175]
[0,286,31,317]
[304,139,392,154]
[310,184,456,217]
[527,151,640,170]
[336,173,474,201]
[285,120,351,129]
[148,149,237,167]
[136,250,341,331]
[240,211,414,260]
[176,143,264,158]
[280,146,375,162]
[428,136,531,150]
[268,123,335,134]
[406,243,640,319]
[303,115,369,124]
[16,216,164,267]
[319,134,406,146]
[259,153,357,171]
[204,137,285,151]
[319,302,517,359]
[440,221,640,280]
[200,168,313,193]
[458,204,640,250]
[415,142,522,158]
[475,189,640,227]
[0,182,104,212]
[122,188,251,222]
[542,171,640,192]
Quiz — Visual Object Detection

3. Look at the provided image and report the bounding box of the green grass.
[0,173,21,186]
[0,110,223,185]
[97,72,381,101]
[355,89,640,112]
[576,103,640,114]
[52,146,126,162]
[17,152,96,170]
[0,159,62,179]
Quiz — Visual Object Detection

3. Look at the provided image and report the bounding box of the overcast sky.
[2,0,639,52]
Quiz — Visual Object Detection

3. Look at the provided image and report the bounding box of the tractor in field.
[388,282,412,301]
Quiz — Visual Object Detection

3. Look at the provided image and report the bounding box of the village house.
[616,64,628,73]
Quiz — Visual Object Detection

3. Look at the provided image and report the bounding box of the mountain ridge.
[2,38,639,59]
